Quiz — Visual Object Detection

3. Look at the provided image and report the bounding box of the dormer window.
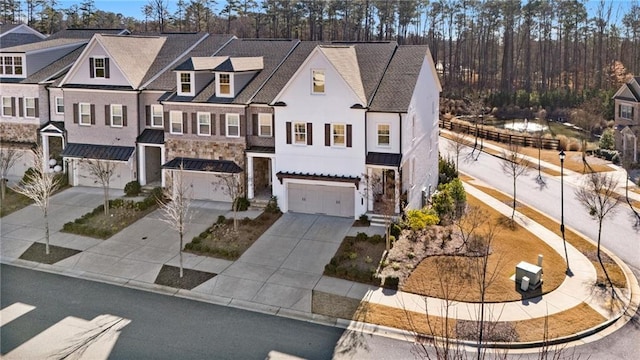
[216,72,233,98]
[0,55,25,77]
[89,57,109,78]
[312,69,325,94]
[177,72,194,96]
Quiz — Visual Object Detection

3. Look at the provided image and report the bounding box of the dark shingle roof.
[252,41,319,104]
[627,82,640,101]
[145,34,235,91]
[21,45,86,84]
[0,24,20,34]
[62,143,135,161]
[137,129,164,144]
[348,42,397,104]
[163,157,243,173]
[0,33,44,48]
[46,28,129,40]
[366,152,402,167]
[369,46,428,112]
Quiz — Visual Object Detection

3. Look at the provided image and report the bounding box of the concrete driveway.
[192,213,355,312]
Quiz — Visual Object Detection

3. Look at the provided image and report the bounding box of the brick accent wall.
[0,123,39,143]
[165,139,245,166]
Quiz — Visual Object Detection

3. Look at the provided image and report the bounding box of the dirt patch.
[154,264,215,290]
[324,233,386,286]
[185,211,281,260]
[19,242,81,264]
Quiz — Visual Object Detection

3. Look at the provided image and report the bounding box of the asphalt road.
[0,265,346,360]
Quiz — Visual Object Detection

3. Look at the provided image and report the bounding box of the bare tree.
[81,155,116,216]
[12,145,61,255]
[500,143,531,220]
[575,172,622,296]
[0,147,23,200]
[361,170,398,251]
[466,95,485,160]
[158,165,192,278]
[147,0,169,32]
[214,173,244,231]
[447,131,468,174]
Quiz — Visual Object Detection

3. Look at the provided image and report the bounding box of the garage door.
[181,172,231,202]
[287,183,354,217]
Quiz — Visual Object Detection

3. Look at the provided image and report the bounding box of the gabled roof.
[1,28,126,53]
[163,157,243,173]
[175,56,228,71]
[613,77,640,102]
[369,46,436,112]
[348,42,398,104]
[22,45,86,84]
[61,143,134,161]
[144,34,235,90]
[0,24,46,48]
[0,24,21,34]
[318,45,366,104]
[0,37,86,53]
[46,28,129,40]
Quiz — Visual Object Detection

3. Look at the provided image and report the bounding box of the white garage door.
[181,172,231,202]
[76,161,132,189]
[287,183,354,217]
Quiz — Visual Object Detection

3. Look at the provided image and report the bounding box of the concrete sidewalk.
[1,185,637,348]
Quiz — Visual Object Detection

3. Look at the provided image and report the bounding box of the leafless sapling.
[500,142,531,220]
[0,147,22,200]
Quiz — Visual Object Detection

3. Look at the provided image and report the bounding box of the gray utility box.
[515,261,542,290]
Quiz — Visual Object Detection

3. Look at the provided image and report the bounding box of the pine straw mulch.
[395,195,567,303]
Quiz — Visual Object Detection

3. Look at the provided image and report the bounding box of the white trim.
[1,96,12,117]
[377,123,391,147]
[23,97,36,118]
[226,113,240,138]
[177,71,195,96]
[0,24,46,39]
[216,72,233,97]
[197,112,211,136]
[169,110,183,134]
[0,54,26,78]
[79,102,91,126]
[151,104,163,128]
[92,56,107,78]
[55,97,64,114]
[110,104,123,127]
[311,68,325,94]
[258,113,272,137]
[293,121,307,145]
[331,123,346,147]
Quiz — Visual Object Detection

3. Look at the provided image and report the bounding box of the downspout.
[398,112,403,211]
[135,90,141,181]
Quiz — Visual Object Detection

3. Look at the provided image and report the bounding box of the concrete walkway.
[1,183,637,347]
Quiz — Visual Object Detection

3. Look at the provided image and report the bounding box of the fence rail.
[439,119,560,150]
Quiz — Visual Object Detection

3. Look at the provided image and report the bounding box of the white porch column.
[41,133,50,172]
[394,169,400,213]
[247,155,254,199]
[138,145,146,185]
[72,159,79,186]
[267,157,272,186]
[160,145,166,187]
[367,167,374,211]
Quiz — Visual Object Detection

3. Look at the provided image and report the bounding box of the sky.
[55,0,636,24]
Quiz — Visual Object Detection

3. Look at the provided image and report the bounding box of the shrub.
[390,223,402,238]
[405,209,440,231]
[557,135,569,151]
[446,178,466,218]
[368,234,383,244]
[124,181,141,197]
[355,232,368,242]
[233,196,250,211]
[568,138,581,151]
[265,196,281,213]
[216,215,226,224]
[358,213,370,225]
[384,276,399,290]
[389,235,396,243]
[599,128,615,150]
[431,190,454,222]
[439,156,457,184]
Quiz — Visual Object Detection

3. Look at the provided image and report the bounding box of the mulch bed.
[19,242,81,264]
[153,264,216,290]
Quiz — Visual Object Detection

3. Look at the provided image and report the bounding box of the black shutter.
[18,98,23,117]
[122,106,127,126]
[10,97,15,116]
[220,116,226,136]
[73,103,79,123]
[145,105,151,126]
[104,58,110,78]
[346,124,352,148]
[192,113,197,134]
[619,104,621,117]
[163,112,169,132]
[90,104,96,124]
[34,98,39,117]
[240,115,246,136]
[307,122,313,145]
[89,58,95,78]
[252,114,259,135]
[211,114,216,135]
[286,122,292,144]
[271,115,275,137]
[325,124,330,146]
[182,112,188,133]
[105,105,110,125]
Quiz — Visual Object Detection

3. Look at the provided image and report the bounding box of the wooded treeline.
[3,0,640,112]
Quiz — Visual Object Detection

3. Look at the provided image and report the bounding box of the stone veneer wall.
[165,139,245,167]
[0,123,39,143]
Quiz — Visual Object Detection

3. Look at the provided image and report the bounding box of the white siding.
[64,42,130,86]
[366,112,401,153]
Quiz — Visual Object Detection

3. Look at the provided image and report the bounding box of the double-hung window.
[198,112,211,135]
[24,97,36,118]
[93,57,106,78]
[258,113,272,137]
[111,104,123,127]
[170,111,183,134]
[0,56,23,76]
[2,97,12,116]
[294,122,307,144]
[151,105,163,127]
[620,104,634,120]
[377,124,390,146]
[55,97,64,114]
[79,103,92,125]
[312,69,325,94]
[219,73,231,95]
[178,72,193,95]
[332,124,345,147]
[226,114,240,137]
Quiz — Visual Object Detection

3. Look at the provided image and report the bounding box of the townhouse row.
[0,27,441,219]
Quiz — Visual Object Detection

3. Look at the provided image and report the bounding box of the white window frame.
[312,69,325,94]
[197,112,211,136]
[0,55,24,77]
[258,113,272,137]
[1,96,12,116]
[110,104,123,127]
[226,113,240,138]
[620,104,634,120]
[55,97,64,114]
[177,72,194,96]
[217,72,233,97]
[377,123,390,147]
[332,123,346,147]
[170,111,183,134]
[151,104,163,128]
[79,103,91,126]
[293,122,307,145]
[24,97,36,118]
[93,57,106,78]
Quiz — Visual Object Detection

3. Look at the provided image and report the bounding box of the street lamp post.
[559,150,570,273]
